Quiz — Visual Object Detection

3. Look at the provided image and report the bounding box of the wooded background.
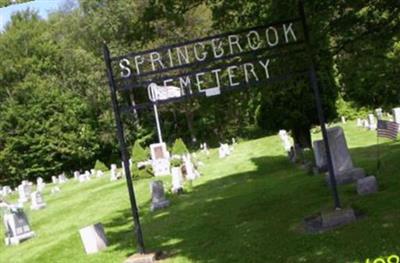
[0,0,399,186]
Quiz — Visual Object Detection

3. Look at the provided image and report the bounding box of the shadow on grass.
[103,141,400,262]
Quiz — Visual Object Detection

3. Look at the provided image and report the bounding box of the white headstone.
[51,176,58,184]
[278,130,292,152]
[203,143,209,156]
[18,184,31,203]
[79,171,91,182]
[36,177,45,192]
[375,108,383,120]
[341,116,346,124]
[183,154,200,180]
[171,167,183,194]
[110,165,119,181]
[356,118,362,127]
[150,143,170,176]
[74,171,80,180]
[79,223,108,254]
[368,114,376,130]
[393,108,400,130]
[96,170,104,177]
[51,186,61,194]
[58,173,67,184]
[30,191,46,210]
[1,186,11,197]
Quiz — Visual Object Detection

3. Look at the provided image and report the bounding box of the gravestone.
[96,170,104,177]
[79,223,108,254]
[183,154,200,180]
[36,177,45,192]
[202,143,210,156]
[30,191,46,210]
[393,108,400,130]
[51,176,58,184]
[218,143,231,158]
[3,206,35,245]
[150,181,170,211]
[79,171,91,182]
[368,114,376,130]
[357,176,378,195]
[150,143,170,176]
[312,140,327,172]
[110,164,120,181]
[74,171,80,180]
[278,130,292,152]
[362,119,369,129]
[2,186,12,197]
[90,169,96,177]
[375,108,383,120]
[18,183,32,203]
[356,118,362,127]
[51,186,61,194]
[324,127,365,185]
[341,116,346,124]
[58,173,67,184]
[171,167,183,194]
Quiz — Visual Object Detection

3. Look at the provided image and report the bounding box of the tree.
[209,0,338,148]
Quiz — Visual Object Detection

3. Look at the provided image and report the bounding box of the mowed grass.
[1,122,399,263]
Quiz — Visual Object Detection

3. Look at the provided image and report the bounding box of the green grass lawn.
[1,122,399,263]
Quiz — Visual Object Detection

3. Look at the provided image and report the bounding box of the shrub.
[94,160,108,172]
[131,141,149,162]
[131,141,152,178]
[336,97,371,120]
[172,138,189,156]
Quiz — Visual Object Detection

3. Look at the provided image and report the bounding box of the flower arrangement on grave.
[170,158,183,168]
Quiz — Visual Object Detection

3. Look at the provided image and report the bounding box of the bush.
[131,141,152,178]
[94,160,108,172]
[172,138,189,155]
[131,141,149,162]
[336,97,371,120]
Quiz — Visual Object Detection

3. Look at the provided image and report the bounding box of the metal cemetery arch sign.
[103,1,340,254]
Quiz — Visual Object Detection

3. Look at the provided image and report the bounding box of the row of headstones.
[354,107,400,130]
[73,169,105,183]
[278,126,378,195]
[78,153,205,254]
[1,163,129,248]
[0,186,13,197]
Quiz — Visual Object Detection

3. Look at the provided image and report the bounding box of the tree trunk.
[184,104,197,144]
[292,126,312,149]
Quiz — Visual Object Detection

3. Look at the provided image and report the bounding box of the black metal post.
[298,0,341,209]
[103,43,146,253]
